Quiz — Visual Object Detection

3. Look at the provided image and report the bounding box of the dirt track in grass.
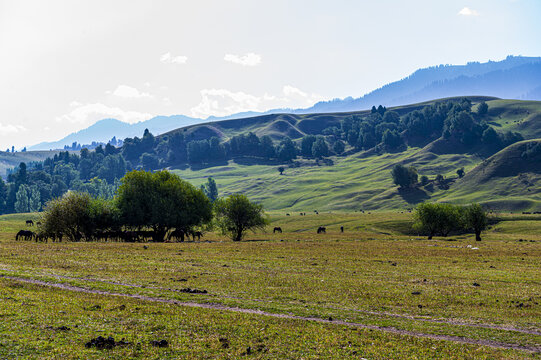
[1,274,540,354]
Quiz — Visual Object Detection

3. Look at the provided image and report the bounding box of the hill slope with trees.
[3,96,541,214]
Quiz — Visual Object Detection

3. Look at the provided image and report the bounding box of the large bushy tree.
[391,164,418,188]
[413,202,461,239]
[116,170,212,241]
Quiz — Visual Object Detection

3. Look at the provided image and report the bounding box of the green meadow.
[0,212,539,358]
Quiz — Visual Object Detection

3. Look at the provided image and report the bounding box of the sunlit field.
[0,212,540,359]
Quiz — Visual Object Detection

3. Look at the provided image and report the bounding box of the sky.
[1,0,540,148]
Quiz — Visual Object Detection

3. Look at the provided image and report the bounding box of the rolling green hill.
[163,96,500,142]
[166,97,541,212]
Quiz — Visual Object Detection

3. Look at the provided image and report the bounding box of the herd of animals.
[15,214,342,243]
[15,222,204,243]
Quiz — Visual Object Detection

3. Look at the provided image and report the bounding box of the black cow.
[317,226,326,234]
[273,227,282,233]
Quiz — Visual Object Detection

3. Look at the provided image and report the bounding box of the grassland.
[172,149,483,212]
[0,212,540,358]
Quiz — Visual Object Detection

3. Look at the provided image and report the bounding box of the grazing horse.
[317,226,326,234]
[16,230,34,241]
[168,229,186,242]
[191,231,203,241]
[34,232,47,242]
[26,220,34,226]
[273,227,282,234]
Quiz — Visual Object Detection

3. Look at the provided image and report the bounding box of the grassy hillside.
[173,149,482,212]
[169,98,541,212]
[163,96,499,142]
[433,139,541,211]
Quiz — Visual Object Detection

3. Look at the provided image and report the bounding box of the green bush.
[214,194,269,241]
[414,202,487,240]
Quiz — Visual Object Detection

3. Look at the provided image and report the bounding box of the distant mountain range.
[304,55,541,113]
[29,55,541,150]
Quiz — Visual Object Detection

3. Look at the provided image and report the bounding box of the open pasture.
[0,212,540,359]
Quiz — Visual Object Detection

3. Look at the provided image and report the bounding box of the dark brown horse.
[16,230,34,241]
[273,227,282,233]
[168,229,186,242]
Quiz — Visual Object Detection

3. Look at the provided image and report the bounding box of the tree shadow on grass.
[397,187,430,205]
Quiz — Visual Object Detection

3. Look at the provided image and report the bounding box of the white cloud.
[191,85,323,118]
[160,52,188,64]
[108,85,152,98]
[224,53,262,66]
[0,123,26,136]
[57,103,152,125]
[458,7,479,16]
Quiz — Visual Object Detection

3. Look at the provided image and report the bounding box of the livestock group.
[16,226,205,243]
[17,219,342,243]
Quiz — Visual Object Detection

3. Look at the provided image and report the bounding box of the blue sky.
[0,0,540,147]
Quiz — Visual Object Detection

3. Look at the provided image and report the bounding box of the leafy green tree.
[462,203,488,241]
[39,192,119,241]
[362,132,377,149]
[16,162,27,185]
[201,177,218,202]
[413,203,461,239]
[477,101,488,115]
[382,129,402,148]
[457,168,465,178]
[332,140,345,154]
[140,152,160,170]
[0,177,7,214]
[28,185,41,212]
[278,166,285,175]
[301,135,317,157]
[39,192,92,241]
[391,164,418,188]
[260,135,276,158]
[311,136,329,158]
[116,170,212,241]
[420,175,429,186]
[382,110,400,124]
[214,194,269,241]
[277,137,297,162]
[14,184,30,213]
